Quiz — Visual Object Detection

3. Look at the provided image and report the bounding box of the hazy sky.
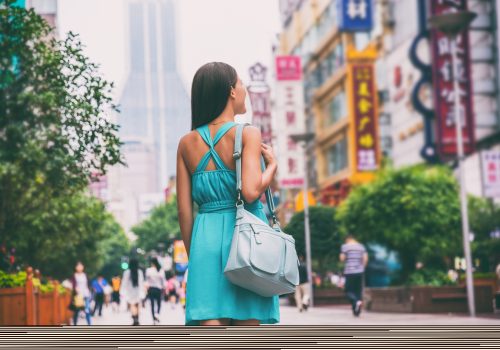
[57,0,282,100]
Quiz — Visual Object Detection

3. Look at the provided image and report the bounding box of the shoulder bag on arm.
[223,123,300,297]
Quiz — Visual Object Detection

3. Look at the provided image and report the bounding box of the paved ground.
[87,299,500,326]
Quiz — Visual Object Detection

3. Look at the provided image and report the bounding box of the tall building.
[276,0,384,209]
[110,0,190,235]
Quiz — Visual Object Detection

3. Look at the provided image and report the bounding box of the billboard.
[338,0,374,32]
[248,63,273,146]
[351,64,379,171]
[274,56,306,189]
[481,151,500,198]
[430,0,475,158]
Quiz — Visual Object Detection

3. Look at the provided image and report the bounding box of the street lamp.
[428,10,477,317]
[290,132,315,308]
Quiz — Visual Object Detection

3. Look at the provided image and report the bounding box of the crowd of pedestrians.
[66,257,187,326]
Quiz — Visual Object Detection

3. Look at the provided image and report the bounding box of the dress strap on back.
[194,121,237,172]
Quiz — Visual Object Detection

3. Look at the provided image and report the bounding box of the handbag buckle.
[233,151,241,160]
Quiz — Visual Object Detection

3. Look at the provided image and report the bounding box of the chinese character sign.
[351,64,379,171]
[430,0,475,158]
[338,0,374,32]
[481,151,500,198]
[274,56,306,189]
[248,63,273,146]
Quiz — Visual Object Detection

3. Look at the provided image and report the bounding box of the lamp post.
[428,10,477,317]
[290,132,315,308]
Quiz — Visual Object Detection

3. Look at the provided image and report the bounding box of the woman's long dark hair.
[191,62,238,130]
[129,257,139,287]
[151,257,161,272]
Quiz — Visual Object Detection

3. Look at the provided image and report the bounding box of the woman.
[145,257,165,324]
[120,257,145,326]
[176,62,279,326]
[69,261,92,326]
[111,275,121,313]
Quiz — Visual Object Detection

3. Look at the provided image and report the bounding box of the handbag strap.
[233,123,279,226]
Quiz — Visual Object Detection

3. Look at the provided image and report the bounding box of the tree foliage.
[0,2,123,245]
[336,165,462,280]
[284,206,341,272]
[468,196,500,272]
[132,198,180,253]
[0,1,125,279]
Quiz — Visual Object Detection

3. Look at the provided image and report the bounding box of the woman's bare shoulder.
[242,125,262,145]
[178,130,199,151]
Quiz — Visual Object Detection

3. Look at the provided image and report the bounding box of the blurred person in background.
[120,257,145,326]
[111,275,121,313]
[145,257,166,324]
[91,274,108,317]
[340,234,368,317]
[69,261,92,325]
[294,254,310,312]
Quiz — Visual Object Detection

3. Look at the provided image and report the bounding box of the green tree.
[336,165,462,281]
[97,219,130,280]
[11,193,127,280]
[0,2,123,248]
[284,206,341,272]
[469,196,500,272]
[132,198,180,253]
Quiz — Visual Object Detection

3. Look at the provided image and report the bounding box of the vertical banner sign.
[351,64,379,171]
[430,0,475,158]
[248,63,273,146]
[275,56,306,189]
[338,0,374,32]
[173,240,188,274]
[481,151,500,198]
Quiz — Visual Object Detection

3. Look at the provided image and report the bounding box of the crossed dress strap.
[194,121,237,172]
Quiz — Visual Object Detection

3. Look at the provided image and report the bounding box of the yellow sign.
[173,240,188,264]
[294,190,316,212]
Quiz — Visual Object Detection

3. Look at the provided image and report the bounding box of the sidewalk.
[90,300,500,326]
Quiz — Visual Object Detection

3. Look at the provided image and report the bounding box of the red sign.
[276,56,302,81]
[430,0,475,157]
[351,64,379,172]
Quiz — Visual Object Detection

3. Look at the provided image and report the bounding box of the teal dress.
[185,121,280,325]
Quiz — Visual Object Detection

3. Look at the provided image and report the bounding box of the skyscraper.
[111,0,190,234]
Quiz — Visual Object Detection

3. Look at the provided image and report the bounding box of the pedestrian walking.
[120,257,145,326]
[176,62,280,326]
[145,257,166,324]
[111,275,121,313]
[91,274,108,317]
[340,234,368,317]
[166,272,179,308]
[69,261,92,325]
[294,255,310,312]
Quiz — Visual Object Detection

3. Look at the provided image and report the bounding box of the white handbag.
[223,123,300,297]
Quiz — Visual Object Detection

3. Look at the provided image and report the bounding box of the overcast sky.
[57,0,282,100]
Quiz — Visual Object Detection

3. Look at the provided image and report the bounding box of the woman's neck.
[209,110,235,125]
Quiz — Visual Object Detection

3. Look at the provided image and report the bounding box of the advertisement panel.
[481,151,500,198]
[338,0,374,32]
[274,56,305,189]
[173,240,188,274]
[430,0,475,158]
[350,64,379,172]
[248,63,273,146]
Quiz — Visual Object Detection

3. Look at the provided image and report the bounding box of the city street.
[90,300,500,326]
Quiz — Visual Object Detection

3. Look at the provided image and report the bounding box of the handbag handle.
[233,123,279,226]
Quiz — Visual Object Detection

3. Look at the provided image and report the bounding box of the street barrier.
[0,268,72,326]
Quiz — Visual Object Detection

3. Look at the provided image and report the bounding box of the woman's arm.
[241,126,277,203]
[176,138,193,258]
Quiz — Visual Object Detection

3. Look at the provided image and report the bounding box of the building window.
[325,89,347,126]
[327,138,348,176]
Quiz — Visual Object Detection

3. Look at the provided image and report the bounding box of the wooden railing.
[0,268,72,326]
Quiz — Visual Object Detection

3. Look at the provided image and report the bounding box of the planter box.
[0,277,71,326]
[365,285,494,313]
[288,287,349,306]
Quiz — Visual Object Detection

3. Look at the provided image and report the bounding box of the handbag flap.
[283,239,300,285]
[249,225,283,274]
